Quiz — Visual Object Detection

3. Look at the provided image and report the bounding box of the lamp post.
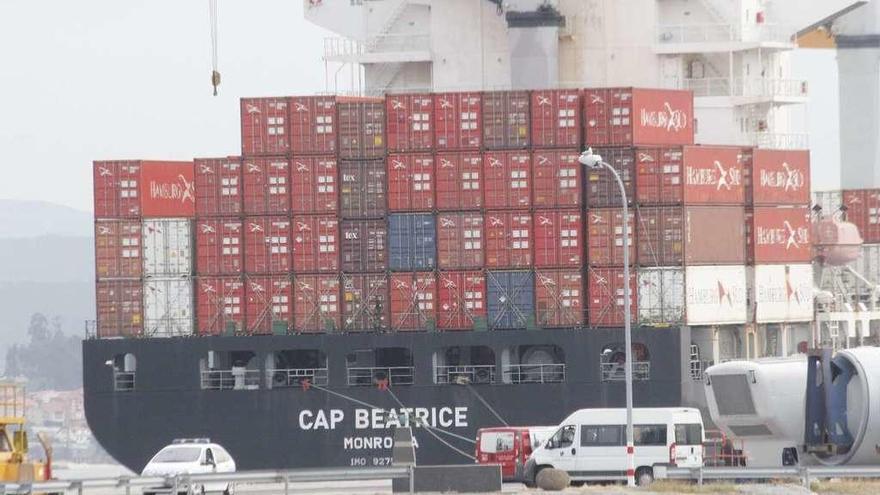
[579,147,635,487]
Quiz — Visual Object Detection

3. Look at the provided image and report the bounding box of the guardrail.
[0,466,413,495]
[655,465,880,488]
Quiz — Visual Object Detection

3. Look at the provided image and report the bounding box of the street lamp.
[579,147,636,487]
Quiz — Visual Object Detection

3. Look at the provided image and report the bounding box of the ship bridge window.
[346,347,414,386]
[500,345,565,384]
[433,346,496,385]
[600,343,651,382]
[200,350,260,390]
[266,349,328,388]
[110,353,136,391]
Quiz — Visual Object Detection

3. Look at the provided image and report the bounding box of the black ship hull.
[83,328,693,472]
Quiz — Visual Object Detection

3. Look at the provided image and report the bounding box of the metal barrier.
[268,367,329,388]
[113,371,136,391]
[600,361,651,382]
[200,369,261,390]
[0,466,414,494]
[502,363,565,384]
[434,365,496,385]
[347,366,415,386]
[655,465,880,488]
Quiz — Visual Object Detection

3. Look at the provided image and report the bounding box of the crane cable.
[209,0,220,95]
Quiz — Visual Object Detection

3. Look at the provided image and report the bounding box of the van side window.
[675,424,703,445]
[580,425,623,447]
[549,425,576,449]
[634,425,667,446]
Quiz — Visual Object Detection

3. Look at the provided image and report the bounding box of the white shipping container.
[143,218,193,276]
[685,265,748,325]
[638,267,684,326]
[144,277,194,337]
[751,264,814,323]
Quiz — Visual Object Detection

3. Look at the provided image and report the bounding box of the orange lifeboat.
[813,218,862,266]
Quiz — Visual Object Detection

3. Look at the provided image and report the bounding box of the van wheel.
[636,467,654,486]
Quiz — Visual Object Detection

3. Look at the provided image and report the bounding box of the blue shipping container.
[487,270,536,330]
[389,214,437,271]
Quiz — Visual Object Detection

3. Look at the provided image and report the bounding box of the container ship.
[84,0,877,472]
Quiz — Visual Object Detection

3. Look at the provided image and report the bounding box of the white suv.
[142,439,236,495]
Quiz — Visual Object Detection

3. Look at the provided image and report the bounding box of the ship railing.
[84,320,97,340]
[690,360,714,382]
[680,77,808,99]
[657,23,795,45]
[200,369,262,391]
[113,371,136,392]
[434,365,496,385]
[749,132,809,150]
[502,364,566,384]
[347,366,415,386]
[600,361,651,382]
[268,368,329,388]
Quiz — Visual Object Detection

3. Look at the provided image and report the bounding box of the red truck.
[475,426,555,482]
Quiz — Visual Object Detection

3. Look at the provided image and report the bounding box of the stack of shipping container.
[93,87,814,341]
[94,160,196,337]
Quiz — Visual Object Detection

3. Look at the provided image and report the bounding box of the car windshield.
[152,446,202,463]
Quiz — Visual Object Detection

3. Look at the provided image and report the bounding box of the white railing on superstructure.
[600,361,651,382]
[347,366,415,386]
[201,369,261,390]
[502,363,566,384]
[324,34,430,60]
[657,23,794,45]
[268,368,329,388]
[681,77,807,99]
[434,365,496,385]
[749,132,809,150]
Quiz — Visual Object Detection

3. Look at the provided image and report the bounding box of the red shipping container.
[291,156,338,214]
[243,157,291,215]
[436,271,488,330]
[749,149,811,205]
[241,97,290,155]
[196,218,243,275]
[483,90,530,150]
[386,94,434,152]
[390,272,437,331]
[532,149,582,208]
[636,206,684,266]
[244,275,292,335]
[96,280,143,338]
[484,151,531,209]
[292,215,340,273]
[843,190,880,243]
[587,208,635,267]
[338,98,386,159]
[95,219,142,279]
[195,276,245,336]
[535,269,585,328]
[93,161,142,218]
[139,161,196,217]
[681,146,745,204]
[586,147,635,208]
[534,210,583,267]
[341,273,390,332]
[435,152,483,210]
[437,212,484,269]
[244,217,291,274]
[195,157,242,217]
[387,154,436,211]
[433,92,482,150]
[340,219,387,272]
[293,274,341,333]
[289,95,337,155]
[530,89,581,148]
[588,267,637,328]
[484,211,533,268]
[583,88,694,147]
[747,206,812,264]
[339,159,387,219]
[634,147,684,205]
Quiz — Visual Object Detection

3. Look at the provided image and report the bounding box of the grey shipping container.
[340,219,387,272]
[340,159,387,219]
[487,270,536,330]
[389,214,437,271]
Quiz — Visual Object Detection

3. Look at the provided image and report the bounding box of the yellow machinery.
[0,382,50,484]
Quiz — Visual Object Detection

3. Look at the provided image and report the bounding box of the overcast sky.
[0,1,842,212]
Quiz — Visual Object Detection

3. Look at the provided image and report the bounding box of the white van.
[524,408,704,486]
